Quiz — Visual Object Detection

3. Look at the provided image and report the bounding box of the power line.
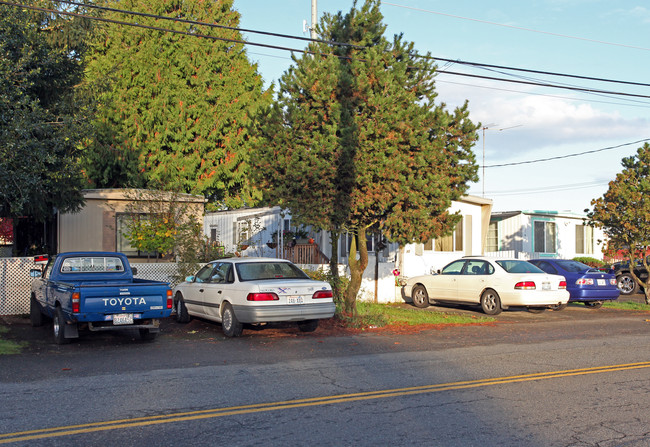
[437,71,650,99]
[3,1,648,100]
[0,0,314,53]
[479,181,606,196]
[484,139,650,168]
[54,0,358,49]
[427,56,650,88]
[436,79,650,109]
[380,1,650,52]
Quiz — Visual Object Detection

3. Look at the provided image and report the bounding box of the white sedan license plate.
[542,282,551,290]
[287,296,304,305]
[113,313,134,325]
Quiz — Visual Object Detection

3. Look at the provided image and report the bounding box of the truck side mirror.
[131,267,137,276]
[29,269,42,278]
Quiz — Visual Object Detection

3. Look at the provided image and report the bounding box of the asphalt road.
[1,300,649,446]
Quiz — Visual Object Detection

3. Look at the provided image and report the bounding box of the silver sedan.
[173,257,335,337]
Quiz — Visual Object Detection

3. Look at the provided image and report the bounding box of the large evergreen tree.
[0,3,87,221]
[83,0,270,208]
[252,0,479,314]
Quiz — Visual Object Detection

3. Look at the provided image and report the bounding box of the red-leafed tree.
[252,0,479,314]
[587,142,650,304]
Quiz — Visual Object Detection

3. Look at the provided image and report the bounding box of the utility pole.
[311,0,317,39]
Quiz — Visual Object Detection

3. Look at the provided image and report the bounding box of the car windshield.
[496,260,545,274]
[236,262,310,281]
[555,260,591,272]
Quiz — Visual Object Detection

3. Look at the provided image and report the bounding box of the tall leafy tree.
[252,0,479,314]
[0,3,87,221]
[83,0,270,208]
[587,143,650,304]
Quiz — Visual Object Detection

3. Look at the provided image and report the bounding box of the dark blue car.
[528,259,619,310]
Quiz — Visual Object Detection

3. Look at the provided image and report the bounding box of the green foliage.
[0,326,26,355]
[587,143,650,304]
[572,257,606,268]
[339,302,494,328]
[82,0,271,208]
[603,300,649,311]
[303,267,350,304]
[0,5,87,220]
[251,0,479,314]
[118,188,202,259]
[174,221,232,283]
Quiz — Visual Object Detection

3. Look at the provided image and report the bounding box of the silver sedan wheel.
[480,289,502,315]
[412,285,430,308]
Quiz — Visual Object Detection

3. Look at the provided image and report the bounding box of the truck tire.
[139,328,157,341]
[221,302,243,337]
[175,293,190,323]
[52,307,70,345]
[617,274,639,295]
[30,295,44,327]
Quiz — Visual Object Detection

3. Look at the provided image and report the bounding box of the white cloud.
[436,80,650,162]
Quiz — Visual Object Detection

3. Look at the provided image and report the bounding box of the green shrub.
[573,257,606,268]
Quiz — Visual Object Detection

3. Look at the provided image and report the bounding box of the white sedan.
[173,257,335,337]
[402,257,569,315]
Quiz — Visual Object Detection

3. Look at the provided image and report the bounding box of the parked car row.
[402,257,619,315]
[29,252,622,343]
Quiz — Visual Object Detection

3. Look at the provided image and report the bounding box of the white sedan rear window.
[236,262,309,281]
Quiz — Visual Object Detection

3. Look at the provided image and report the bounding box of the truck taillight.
[514,281,536,290]
[247,293,279,301]
[312,290,333,299]
[166,289,173,309]
[72,292,80,313]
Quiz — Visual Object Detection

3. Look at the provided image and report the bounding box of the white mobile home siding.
[491,211,606,260]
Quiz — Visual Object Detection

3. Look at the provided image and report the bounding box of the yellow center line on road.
[2,361,649,444]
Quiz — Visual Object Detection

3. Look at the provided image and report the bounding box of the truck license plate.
[113,313,134,325]
[287,296,304,305]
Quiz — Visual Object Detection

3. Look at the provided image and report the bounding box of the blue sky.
[235,0,650,214]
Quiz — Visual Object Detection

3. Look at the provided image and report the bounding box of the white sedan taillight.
[514,281,536,290]
[247,293,279,301]
[312,290,333,299]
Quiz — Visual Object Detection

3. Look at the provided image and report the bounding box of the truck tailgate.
[78,282,169,314]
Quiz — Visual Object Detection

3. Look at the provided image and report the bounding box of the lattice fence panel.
[0,257,35,316]
[131,262,179,287]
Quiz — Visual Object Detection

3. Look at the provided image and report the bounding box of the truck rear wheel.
[139,328,157,341]
[53,307,70,345]
[30,295,43,327]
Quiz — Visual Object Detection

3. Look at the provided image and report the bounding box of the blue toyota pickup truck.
[29,252,173,344]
